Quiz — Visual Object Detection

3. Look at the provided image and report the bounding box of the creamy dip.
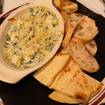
[4,7,63,68]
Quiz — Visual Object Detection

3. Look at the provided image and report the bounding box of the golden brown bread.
[62,13,99,49]
[49,91,80,104]
[34,53,71,87]
[50,60,103,103]
[53,0,62,9]
[62,13,83,48]
[62,18,76,48]
[53,0,78,14]
[85,40,97,56]
[61,0,78,14]
[68,37,100,73]
[60,11,69,26]
[74,16,99,42]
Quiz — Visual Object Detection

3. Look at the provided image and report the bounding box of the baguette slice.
[74,16,99,42]
[53,0,62,9]
[85,40,97,56]
[53,0,78,14]
[62,13,84,48]
[51,60,103,103]
[62,18,76,48]
[49,91,80,104]
[61,11,69,26]
[33,53,71,87]
[61,1,78,14]
[69,37,100,73]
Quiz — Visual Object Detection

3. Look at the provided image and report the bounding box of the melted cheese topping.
[4,7,63,69]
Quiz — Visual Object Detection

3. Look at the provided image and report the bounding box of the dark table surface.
[0,75,61,105]
[0,1,105,105]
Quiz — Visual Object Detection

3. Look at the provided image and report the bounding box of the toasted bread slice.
[51,60,103,103]
[69,37,100,73]
[53,0,62,9]
[74,16,99,42]
[62,18,76,48]
[85,40,97,56]
[49,91,80,104]
[62,13,84,48]
[61,11,69,26]
[33,53,71,87]
[53,0,78,14]
[61,0,78,14]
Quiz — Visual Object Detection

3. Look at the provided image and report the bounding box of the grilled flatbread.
[49,91,80,104]
[69,37,100,73]
[51,60,103,103]
[34,53,71,87]
[85,40,97,56]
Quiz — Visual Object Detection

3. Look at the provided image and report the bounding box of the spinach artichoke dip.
[4,7,63,69]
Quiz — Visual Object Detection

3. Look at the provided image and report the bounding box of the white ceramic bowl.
[0,0,64,83]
